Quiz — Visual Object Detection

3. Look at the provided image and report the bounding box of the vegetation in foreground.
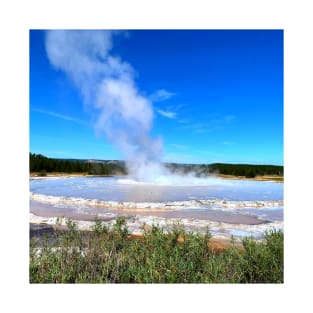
[30,218,283,283]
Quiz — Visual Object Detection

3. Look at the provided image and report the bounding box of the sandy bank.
[30,172,283,182]
[217,174,283,183]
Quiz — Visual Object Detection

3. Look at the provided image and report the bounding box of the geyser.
[45,30,165,181]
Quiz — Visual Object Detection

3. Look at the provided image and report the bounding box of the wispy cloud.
[32,108,90,126]
[150,89,176,102]
[156,109,176,119]
[181,122,221,133]
[223,141,235,145]
[210,114,236,124]
[155,103,186,120]
[178,114,236,134]
[167,103,186,111]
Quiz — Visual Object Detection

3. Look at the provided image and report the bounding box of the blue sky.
[30,30,283,165]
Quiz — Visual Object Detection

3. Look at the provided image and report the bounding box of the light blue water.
[30,176,284,238]
[30,176,283,202]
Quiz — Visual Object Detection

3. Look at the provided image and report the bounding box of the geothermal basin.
[30,175,283,240]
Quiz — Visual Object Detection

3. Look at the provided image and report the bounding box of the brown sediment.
[30,199,267,226]
[30,204,117,222]
[159,209,267,225]
[112,206,267,225]
[208,239,244,254]
[126,232,243,253]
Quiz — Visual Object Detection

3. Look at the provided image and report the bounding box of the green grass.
[30,217,283,283]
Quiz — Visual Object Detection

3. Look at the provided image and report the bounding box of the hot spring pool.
[30,175,284,239]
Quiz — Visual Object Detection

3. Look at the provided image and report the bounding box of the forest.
[165,162,283,178]
[29,153,127,176]
[29,153,283,178]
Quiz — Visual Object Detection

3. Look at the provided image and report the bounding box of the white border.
[1,0,312,312]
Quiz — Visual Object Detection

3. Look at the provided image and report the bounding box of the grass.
[30,217,283,283]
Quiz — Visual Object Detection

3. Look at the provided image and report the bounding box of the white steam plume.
[45,30,166,180]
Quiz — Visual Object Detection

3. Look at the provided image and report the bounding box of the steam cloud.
[45,30,166,181]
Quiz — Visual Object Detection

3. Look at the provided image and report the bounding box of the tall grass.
[30,218,283,283]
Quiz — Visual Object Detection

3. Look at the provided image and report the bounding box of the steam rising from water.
[45,30,164,181]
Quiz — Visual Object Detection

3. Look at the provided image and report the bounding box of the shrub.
[29,219,283,283]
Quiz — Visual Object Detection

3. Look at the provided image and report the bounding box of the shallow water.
[30,176,283,202]
[30,176,284,239]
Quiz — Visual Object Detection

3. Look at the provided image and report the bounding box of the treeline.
[209,163,283,178]
[165,163,283,178]
[29,153,127,175]
[30,153,283,178]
